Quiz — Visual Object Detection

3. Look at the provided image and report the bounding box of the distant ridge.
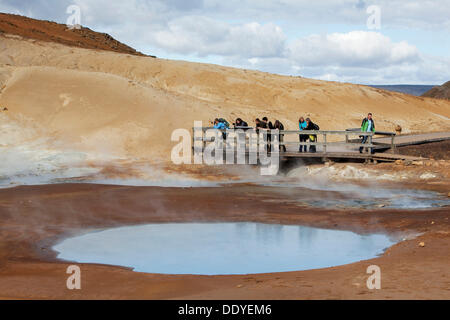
[369,85,435,97]
[0,12,154,57]
[422,81,450,100]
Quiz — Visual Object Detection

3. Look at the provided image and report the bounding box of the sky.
[1,0,449,85]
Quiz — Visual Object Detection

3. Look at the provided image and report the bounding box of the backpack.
[218,118,230,129]
[313,123,320,130]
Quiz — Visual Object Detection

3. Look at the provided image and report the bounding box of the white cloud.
[287,31,420,68]
[203,0,450,31]
[243,54,450,85]
[149,17,286,58]
[3,0,450,33]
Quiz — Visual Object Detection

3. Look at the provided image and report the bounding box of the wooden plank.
[391,137,450,148]
[196,151,426,163]
[373,132,450,147]
[281,152,368,158]
[372,153,427,161]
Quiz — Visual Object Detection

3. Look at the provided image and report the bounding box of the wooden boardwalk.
[374,131,450,147]
[193,128,450,163]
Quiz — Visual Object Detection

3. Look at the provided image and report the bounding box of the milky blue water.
[54,223,396,275]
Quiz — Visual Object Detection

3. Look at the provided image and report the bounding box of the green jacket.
[361,118,375,132]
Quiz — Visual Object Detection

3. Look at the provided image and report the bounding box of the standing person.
[262,117,274,129]
[255,118,267,132]
[213,118,228,143]
[274,120,286,152]
[298,117,308,152]
[262,117,273,152]
[305,118,319,153]
[255,118,269,152]
[360,113,375,154]
[234,118,249,150]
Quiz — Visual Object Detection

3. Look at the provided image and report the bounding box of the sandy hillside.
[0,18,450,165]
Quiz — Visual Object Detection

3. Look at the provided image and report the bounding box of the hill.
[0,12,151,57]
[422,81,450,100]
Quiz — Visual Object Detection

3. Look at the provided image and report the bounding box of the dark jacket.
[305,122,318,141]
[305,122,317,131]
[274,122,284,130]
[256,121,268,129]
[235,121,248,128]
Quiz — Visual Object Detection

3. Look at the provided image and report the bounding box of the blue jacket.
[299,121,307,130]
[214,122,226,130]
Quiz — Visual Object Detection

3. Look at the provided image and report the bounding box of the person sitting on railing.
[274,120,286,152]
[305,118,319,153]
[298,117,308,153]
[359,113,375,154]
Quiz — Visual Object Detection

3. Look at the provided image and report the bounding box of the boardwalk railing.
[346,128,397,153]
[192,127,397,156]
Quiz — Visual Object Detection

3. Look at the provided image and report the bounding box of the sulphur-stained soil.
[0,183,449,300]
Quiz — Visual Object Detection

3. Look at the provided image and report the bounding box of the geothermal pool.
[54,223,395,275]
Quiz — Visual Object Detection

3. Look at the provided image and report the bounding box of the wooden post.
[192,127,195,157]
[368,134,373,154]
[391,135,395,154]
[323,133,327,154]
[203,128,207,153]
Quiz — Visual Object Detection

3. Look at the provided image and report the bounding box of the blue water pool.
[54,223,396,275]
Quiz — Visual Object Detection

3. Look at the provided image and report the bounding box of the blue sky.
[1,0,449,85]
